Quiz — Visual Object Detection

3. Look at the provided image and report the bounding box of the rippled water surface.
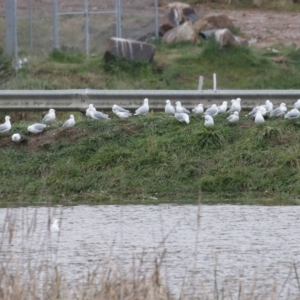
[1,204,300,298]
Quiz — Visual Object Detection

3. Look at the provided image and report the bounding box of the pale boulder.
[166,2,199,26]
[162,21,199,44]
[193,13,234,34]
[214,28,248,48]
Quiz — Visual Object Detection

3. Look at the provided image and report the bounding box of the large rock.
[166,2,199,27]
[159,23,174,37]
[214,28,248,48]
[193,13,234,34]
[162,21,199,44]
[103,38,156,63]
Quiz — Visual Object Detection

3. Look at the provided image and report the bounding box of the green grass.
[1,36,300,205]
[1,112,300,206]
[1,39,300,90]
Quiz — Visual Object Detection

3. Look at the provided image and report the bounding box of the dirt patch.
[219,9,300,49]
[0,127,92,153]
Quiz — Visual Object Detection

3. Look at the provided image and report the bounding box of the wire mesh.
[1,0,160,57]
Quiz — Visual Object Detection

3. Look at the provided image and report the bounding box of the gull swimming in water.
[175,112,189,124]
[204,115,214,127]
[227,111,239,123]
[62,115,76,128]
[42,108,56,125]
[134,98,149,116]
[204,104,218,117]
[284,108,300,119]
[112,104,131,115]
[192,104,204,115]
[86,104,96,117]
[0,116,12,135]
[27,123,47,134]
[11,133,21,142]
[217,101,228,114]
[175,101,190,114]
[165,100,176,115]
[50,219,60,233]
[270,103,287,117]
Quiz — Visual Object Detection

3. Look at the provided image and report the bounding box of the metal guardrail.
[0,89,299,111]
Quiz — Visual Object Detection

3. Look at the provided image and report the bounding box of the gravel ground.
[1,1,300,50]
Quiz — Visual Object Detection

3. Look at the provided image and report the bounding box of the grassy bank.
[1,110,300,206]
[1,38,300,205]
[1,39,300,90]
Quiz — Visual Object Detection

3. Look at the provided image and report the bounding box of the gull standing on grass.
[175,112,190,124]
[227,111,239,123]
[112,104,131,115]
[134,98,149,116]
[204,115,214,127]
[228,98,241,113]
[62,115,76,129]
[50,219,60,233]
[175,101,190,114]
[11,133,21,142]
[217,101,228,114]
[270,103,287,117]
[294,99,300,109]
[165,100,176,115]
[284,108,300,119]
[254,108,265,124]
[27,123,47,134]
[248,105,267,118]
[88,108,110,120]
[192,103,204,115]
[42,108,56,125]
[0,116,12,136]
[86,104,96,117]
[262,100,273,114]
[248,106,259,118]
[204,104,218,117]
[115,111,132,119]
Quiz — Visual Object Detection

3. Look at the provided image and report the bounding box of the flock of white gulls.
[1,98,300,142]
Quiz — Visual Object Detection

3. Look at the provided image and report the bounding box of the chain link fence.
[0,0,160,64]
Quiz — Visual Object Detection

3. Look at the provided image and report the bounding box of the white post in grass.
[213,73,217,91]
[198,76,203,90]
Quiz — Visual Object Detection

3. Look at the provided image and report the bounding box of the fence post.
[5,0,17,56]
[13,0,19,69]
[52,0,59,50]
[154,0,159,38]
[116,0,121,37]
[84,0,90,54]
[28,0,32,49]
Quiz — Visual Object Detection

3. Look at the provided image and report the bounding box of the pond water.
[1,204,300,299]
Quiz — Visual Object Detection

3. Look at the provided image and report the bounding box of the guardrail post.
[213,73,217,92]
[198,76,203,90]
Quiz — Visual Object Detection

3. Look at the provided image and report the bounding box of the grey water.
[1,204,300,299]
